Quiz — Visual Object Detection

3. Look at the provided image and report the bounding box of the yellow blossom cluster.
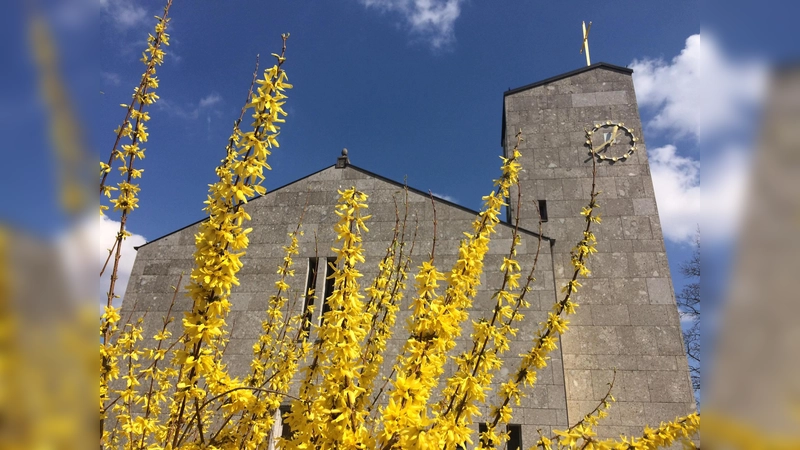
[159,41,292,447]
[100,1,171,216]
[603,413,700,449]
[538,372,616,449]
[540,412,700,450]
[378,132,524,449]
[101,277,183,449]
[285,188,375,448]
[356,235,411,415]
[100,34,293,449]
[97,9,704,447]
[425,133,537,449]
[236,226,316,447]
[250,228,302,387]
[99,3,172,446]
[476,152,604,450]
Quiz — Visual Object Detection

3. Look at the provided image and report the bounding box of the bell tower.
[502,63,696,437]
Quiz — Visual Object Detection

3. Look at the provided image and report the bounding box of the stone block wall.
[121,164,568,442]
[503,64,696,439]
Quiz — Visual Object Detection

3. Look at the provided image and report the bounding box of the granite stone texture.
[504,64,696,440]
[122,163,566,437]
[120,63,695,448]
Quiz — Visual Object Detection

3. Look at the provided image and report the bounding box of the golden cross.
[580,21,592,66]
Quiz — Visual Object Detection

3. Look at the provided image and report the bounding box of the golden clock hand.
[591,126,619,152]
[608,125,619,145]
[593,126,620,152]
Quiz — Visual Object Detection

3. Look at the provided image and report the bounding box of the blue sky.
[5,0,795,411]
[7,0,745,344]
[4,0,800,426]
[3,0,713,311]
[93,1,707,296]
[94,0,698,226]
[99,3,699,223]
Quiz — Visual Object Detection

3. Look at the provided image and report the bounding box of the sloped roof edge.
[504,62,633,97]
[134,164,338,250]
[346,165,553,242]
[135,163,553,250]
[501,62,633,146]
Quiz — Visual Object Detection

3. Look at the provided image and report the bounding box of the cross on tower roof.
[580,21,592,67]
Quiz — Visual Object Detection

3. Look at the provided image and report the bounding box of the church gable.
[134,162,549,263]
[122,160,568,433]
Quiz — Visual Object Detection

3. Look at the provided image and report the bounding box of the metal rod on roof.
[580,21,592,67]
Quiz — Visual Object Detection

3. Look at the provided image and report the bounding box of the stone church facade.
[122,63,696,447]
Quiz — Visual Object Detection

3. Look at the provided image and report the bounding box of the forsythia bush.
[100,4,700,449]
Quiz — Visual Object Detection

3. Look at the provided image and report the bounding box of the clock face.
[585,121,638,162]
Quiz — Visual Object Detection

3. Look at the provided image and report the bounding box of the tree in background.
[677,232,700,393]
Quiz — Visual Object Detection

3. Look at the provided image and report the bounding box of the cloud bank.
[358,0,464,49]
[100,0,149,30]
[648,145,701,243]
[632,34,766,244]
[158,92,223,120]
[631,34,767,141]
[58,215,146,310]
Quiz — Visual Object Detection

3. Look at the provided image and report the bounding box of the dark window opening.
[477,423,521,449]
[279,404,293,440]
[301,258,318,338]
[320,257,336,325]
[538,199,549,222]
[478,423,488,445]
[507,424,522,450]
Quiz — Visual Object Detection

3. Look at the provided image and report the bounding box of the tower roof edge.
[503,62,633,97]
[501,62,634,147]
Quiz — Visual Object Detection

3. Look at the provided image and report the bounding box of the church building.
[122,62,696,447]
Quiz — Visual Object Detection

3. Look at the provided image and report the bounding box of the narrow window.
[268,405,293,450]
[507,424,522,450]
[477,423,521,449]
[538,199,549,222]
[301,258,318,338]
[279,404,293,440]
[478,423,488,445]
[319,257,336,325]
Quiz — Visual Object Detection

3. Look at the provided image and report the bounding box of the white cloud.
[631,33,768,140]
[431,191,457,203]
[50,0,99,29]
[58,215,146,310]
[702,148,751,244]
[358,0,464,49]
[198,92,222,108]
[649,142,750,246]
[159,92,223,120]
[101,0,149,30]
[631,35,700,139]
[649,145,701,243]
[101,71,121,86]
[631,33,767,244]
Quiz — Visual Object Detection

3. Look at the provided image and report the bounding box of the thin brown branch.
[482,136,601,444]
[428,190,438,260]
